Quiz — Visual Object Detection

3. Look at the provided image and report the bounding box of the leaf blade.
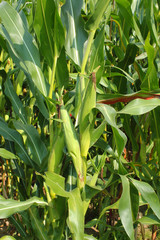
[0,196,48,219]
[119,176,134,240]
[0,2,47,96]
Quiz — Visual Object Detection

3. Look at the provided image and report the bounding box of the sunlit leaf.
[14,121,48,166]
[119,175,134,240]
[131,178,160,219]
[137,215,160,225]
[60,106,83,179]
[29,206,50,240]
[61,0,88,66]
[0,197,48,219]
[85,0,110,31]
[0,2,47,96]
[97,103,127,157]
[0,148,17,159]
[34,0,65,65]
[118,98,160,115]
[4,78,27,124]
[0,237,16,240]
[0,119,33,167]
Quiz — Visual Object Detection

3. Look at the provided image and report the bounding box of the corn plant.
[0,0,160,239]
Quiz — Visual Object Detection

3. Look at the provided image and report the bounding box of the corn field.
[0,0,160,239]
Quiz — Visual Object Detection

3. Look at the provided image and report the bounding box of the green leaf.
[141,34,158,90]
[20,211,32,234]
[131,178,160,219]
[61,0,88,66]
[74,74,82,118]
[0,2,47,96]
[85,0,110,31]
[0,237,16,240]
[145,0,159,46]
[44,171,68,197]
[150,108,160,158]
[56,47,69,89]
[118,43,139,71]
[53,4,65,56]
[88,27,105,83]
[48,127,64,173]
[130,182,139,222]
[90,120,106,147]
[119,175,134,240]
[0,119,33,167]
[9,215,27,237]
[34,0,65,65]
[118,98,160,115]
[0,29,8,52]
[44,172,84,240]
[29,82,49,119]
[0,196,48,219]
[84,174,117,215]
[115,43,138,93]
[0,148,17,159]
[34,0,54,66]
[79,77,96,157]
[84,234,97,240]
[68,188,84,240]
[99,200,119,220]
[115,0,133,40]
[66,163,77,192]
[13,121,48,166]
[60,106,83,179]
[133,16,144,44]
[137,214,160,225]
[97,103,127,157]
[4,78,27,124]
[29,206,50,240]
[88,27,104,72]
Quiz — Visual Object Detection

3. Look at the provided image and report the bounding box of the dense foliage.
[0,0,160,239]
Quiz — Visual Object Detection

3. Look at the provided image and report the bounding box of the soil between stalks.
[0,218,16,237]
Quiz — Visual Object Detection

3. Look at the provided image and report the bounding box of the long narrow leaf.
[131,178,160,220]
[97,104,127,157]
[4,78,27,124]
[0,119,33,167]
[0,148,17,159]
[44,172,84,240]
[61,0,88,66]
[85,0,110,31]
[145,0,159,46]
[68,188,84,240]
[34,0,64,66]
[0,236,16,240]
[0,2,47,96]
[60,106,83,179]
[118,98,160,115]
[29,207,50,240]
[14,121,48,166]
[119,176,134,240]
[0,196,48,219]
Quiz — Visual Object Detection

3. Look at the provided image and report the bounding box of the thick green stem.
[48,49,58,149]
[49,55,57,99]
[48,141,55,172]
[81,31,95,74]
[26,169,33,197]
[80,30,95,97]
[49,119,54,152]
[78,31,95,189]
[43,182,55,229]
[48,50,58,199]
